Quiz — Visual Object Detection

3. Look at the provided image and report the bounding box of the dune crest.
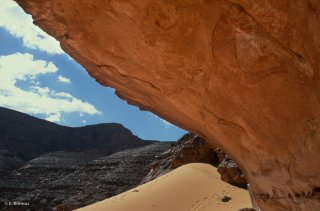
[77,163,252,211]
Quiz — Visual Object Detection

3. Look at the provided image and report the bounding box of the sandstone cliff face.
[14,1,320,210]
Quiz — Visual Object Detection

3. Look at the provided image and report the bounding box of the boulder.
[141,133,219,183]
[142,133,247,189]
[216,148,247,189]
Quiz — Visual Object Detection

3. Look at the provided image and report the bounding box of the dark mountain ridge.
[0,106,171,210]
[0,107,245,211]
[0,106,152,167]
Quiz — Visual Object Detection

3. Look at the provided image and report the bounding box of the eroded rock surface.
[141,133,247,189]
[15,1,320,210]
[0,107,172,210]
[215,148,247,189]
[0,143,172,210]
[141,133,218,183]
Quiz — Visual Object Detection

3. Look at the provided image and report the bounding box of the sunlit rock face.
[15,0,320,210]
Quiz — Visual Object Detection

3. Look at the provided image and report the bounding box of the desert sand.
[78,163,252,211]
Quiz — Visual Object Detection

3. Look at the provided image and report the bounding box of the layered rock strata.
[15,1,320,210]
[0,143,172,211]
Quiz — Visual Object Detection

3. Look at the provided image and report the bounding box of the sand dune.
[78,163,252,211]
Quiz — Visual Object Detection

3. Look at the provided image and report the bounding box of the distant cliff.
[0,106,170,210]
[0,107,151,161]
[0,107,248,210]
[0,143,172,210]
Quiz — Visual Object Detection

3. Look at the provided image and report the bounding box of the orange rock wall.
[15,0,320,210]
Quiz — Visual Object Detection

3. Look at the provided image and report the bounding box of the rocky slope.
[0,106,150,171]
[141,133,218,184]
[0,132,246,211]
[0,143,24,177]
[0,142,172,211]
[14,1,320,210]
[0,107,245,210]
[0,106,173,210]
[0,106,248,209]
[141,133,247,189]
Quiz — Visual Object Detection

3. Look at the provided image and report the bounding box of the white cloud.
[46,113,61,123]
[0,53,101,123]
[57,75,71,84]
[54,92,73,98]
[30,86,50,95]
[0,0,64,54]
[82,120,87,124]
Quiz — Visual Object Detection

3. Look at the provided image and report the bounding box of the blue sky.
[0,0,186,141]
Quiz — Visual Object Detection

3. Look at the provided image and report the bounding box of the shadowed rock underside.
[14,1,320,210]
